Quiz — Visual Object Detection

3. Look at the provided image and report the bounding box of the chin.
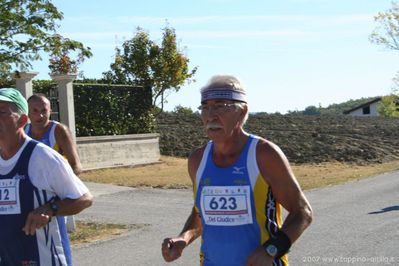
[207,130,226,140]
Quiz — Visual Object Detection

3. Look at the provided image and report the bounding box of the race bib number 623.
[200,185,253,226]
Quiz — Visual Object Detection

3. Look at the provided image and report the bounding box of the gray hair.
[201,75,249,125]
[200,75,247,103]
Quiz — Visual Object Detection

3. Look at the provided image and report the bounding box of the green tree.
[103,26,197,114]
[0,0,91,76]
[173,104,194,115]
[378,95,399,117]
[302,105,320,115]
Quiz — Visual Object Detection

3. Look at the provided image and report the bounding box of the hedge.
[31,80,155,136]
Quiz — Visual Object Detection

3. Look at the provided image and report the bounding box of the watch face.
[265,244,278,257]
[50,202,59,215]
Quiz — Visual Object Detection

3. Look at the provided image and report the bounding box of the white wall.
[347,101,380,117]
[77,133,160,170]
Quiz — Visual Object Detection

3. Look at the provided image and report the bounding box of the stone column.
[13,71,39,98]
[50,73,78,139]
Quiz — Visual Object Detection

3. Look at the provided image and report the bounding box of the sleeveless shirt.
[194,135,288,266]
[25,120,60,152]
[0,140,71,266]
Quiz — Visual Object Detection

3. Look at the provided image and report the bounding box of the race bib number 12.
[0,179,21,215]
[200,185,253,226]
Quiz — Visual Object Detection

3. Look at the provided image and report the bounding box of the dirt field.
[156,113,399,164]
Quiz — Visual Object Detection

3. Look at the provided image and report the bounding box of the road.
[73,171,399,265]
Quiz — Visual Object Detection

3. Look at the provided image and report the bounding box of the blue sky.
[30,0,399,113]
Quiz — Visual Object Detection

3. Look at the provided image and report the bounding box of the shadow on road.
[368,205,399,214]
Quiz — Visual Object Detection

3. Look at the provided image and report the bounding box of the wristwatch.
[49,201,59,216]
[264,244,278,258]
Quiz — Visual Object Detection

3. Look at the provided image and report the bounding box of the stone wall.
[77,133,160,170]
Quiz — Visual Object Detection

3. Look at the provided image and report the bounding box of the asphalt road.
[73,171,399,266]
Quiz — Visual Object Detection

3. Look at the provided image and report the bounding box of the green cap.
[0,88,28,114]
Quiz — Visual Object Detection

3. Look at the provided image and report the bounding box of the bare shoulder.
[255,137,293,184]
[54,123,71,140]
[256,137,287,162]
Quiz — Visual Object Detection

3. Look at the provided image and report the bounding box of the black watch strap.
[49,201,59,216]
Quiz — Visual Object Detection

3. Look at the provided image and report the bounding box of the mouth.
[206,122,223,130]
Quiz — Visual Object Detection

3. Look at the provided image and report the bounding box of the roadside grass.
[70,221,128,247]
[73,156,399,246]
[80,156,399,190]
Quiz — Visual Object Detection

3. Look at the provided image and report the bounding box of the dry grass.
[81,156,191,188]
[80,156,399,190]
[292,160,399,190]
[70,221,128,247]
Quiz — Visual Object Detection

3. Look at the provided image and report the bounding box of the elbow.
[303,204,313,227]
[79,192,94,212]
[85,193,94,208]
[72,163,83,176]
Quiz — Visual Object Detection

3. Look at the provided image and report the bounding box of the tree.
[302,105,320,115]
[0,0,91,76]
[173,104,194,115]
[103,26,197,114]
[369,2,399,51]
[378,95,399,118]
[370,2,399,117]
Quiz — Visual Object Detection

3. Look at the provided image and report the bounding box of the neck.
[0,131,26,160]
[212,130,249,167]
[30,120,51,140]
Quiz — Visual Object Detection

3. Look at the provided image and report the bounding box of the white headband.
[201,88,247,103]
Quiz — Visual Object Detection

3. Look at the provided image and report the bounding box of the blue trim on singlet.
[25,121,56,147]
[195,135,262,266]
[57,215,72,266]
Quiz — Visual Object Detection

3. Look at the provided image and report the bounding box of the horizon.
[26,0,399,114]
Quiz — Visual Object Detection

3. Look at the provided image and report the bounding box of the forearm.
[178,207,202,245]
[23,192,93,235]
[51,192,93,216]
[280,204,313,243]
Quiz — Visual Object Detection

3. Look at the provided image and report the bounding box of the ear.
[17,114,29,129]
[236,105,248,127]
[240,105,248,119]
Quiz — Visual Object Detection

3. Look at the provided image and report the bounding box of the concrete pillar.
[51,74,77,139]
[13,71,39,98]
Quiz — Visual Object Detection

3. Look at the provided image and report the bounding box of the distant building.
[343,97,382,117]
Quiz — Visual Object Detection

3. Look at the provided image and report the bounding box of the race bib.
[0,178,21,215]
[200,185,253,226]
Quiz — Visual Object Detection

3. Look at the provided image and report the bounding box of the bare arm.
[55,123,82,175]
[23,192,93,235]
[257,140,313,243]
[246,140,312,265]
[162,147,204,262]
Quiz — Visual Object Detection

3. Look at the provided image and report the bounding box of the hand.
[161,237,187,262]
[22,205,52,235]
[245,246,274,266]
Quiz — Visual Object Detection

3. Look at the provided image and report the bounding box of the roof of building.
[343,97,382,114]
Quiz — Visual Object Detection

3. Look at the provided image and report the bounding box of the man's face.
[0,101,23,142]
[28,98,51,128]
[199,99,244,140]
